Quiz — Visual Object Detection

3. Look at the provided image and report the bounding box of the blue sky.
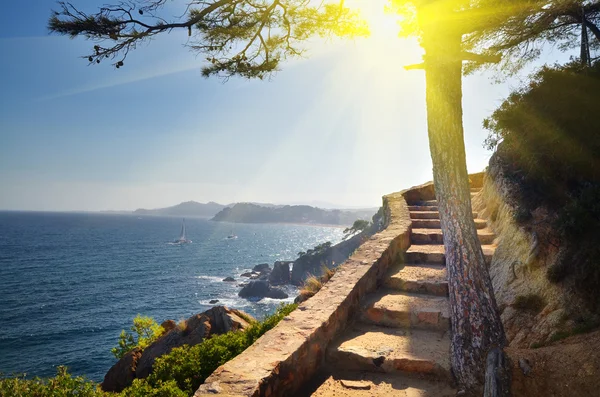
[0,1,575,211]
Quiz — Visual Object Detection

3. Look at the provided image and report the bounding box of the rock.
[240,272,254,277]
[102,348,142,392]
[249,274,260,280]
[101,306,254,392]
[252,263,271,273]
[238,280,289,300]
[209,299,219,304]
[160,320,177,333]
[222,277,235,282]
[269,261,292,285]
[340,380,371,390]
[519,358,532,376]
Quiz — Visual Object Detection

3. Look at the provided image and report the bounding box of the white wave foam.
[195,275,225,283]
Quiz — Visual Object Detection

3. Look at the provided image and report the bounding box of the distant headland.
[133,201,377,226]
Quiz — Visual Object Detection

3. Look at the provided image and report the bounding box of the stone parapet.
[195,192,412,397]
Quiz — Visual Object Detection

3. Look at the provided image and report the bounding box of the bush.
[1,304,297,397]
[513,294,546,314]
[120,379,187,397]
[137,303,297,395]
[485,61,600,313]
[111,315,165,359]
[0,366,106,397]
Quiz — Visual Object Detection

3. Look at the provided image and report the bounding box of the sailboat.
[174,219,192,244]
[227,223,237,239]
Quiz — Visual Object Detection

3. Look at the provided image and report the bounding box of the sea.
[0,212,344,382]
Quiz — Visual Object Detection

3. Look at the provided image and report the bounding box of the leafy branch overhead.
[391,0,600,75]
[48,0,368,78]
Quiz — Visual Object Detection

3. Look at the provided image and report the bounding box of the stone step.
[411,218,487,229]
[410,211,478,220]
[414,194,477,206]
[384,263,448,296]
[471,188,482,193]
[405,244,496,265]
[360,290,450,331]
[326,324,451,380]
[408,205,439,212]
[411,228,496,245]
[301,370,457,397]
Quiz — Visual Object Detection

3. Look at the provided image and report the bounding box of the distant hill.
[211,203,377,226]
[133,201,226,218]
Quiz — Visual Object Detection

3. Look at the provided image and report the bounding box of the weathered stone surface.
[302,371,456,396]
[340,380,371,390]
[360,290,450,331]
[405,244,495,265]
[102,348,142,392]
[195,192,412,397]
[209,299,220,304]
[326,324,451,380]
[238,280,288,300]
[102,306,254,393]
[160,320,177,333]
[384,263,448,296]
[269,261,292,285]
[252,263,271,272]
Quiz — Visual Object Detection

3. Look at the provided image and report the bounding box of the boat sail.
[174,219,191,244]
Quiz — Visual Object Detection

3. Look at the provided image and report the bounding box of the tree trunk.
[421,24,508,395]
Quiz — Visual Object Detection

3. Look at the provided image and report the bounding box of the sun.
[346,0,402,41]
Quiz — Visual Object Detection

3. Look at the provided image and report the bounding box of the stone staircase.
[300,187,496,396]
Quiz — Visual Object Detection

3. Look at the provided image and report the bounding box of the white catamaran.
[174,219,191,244]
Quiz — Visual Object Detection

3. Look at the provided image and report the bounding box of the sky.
[0,0,576,211]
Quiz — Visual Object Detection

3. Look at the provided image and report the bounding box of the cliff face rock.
[101,306,254,392]
[268,261,292,285]
[238,280,288,299]
[290,231,368,286]
[473,155,589,348]
[102,347,142,393]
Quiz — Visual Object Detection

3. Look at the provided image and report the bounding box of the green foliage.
[111,314,165,359]
[342,219,371,239]
[0,366,107,397]
[486,61,600,313]
[120,379,187,397]
[133,303,297,395]
[50,1,367,78]
[513,294,545,314]
[1,304,297,397]
[297,241,332,259]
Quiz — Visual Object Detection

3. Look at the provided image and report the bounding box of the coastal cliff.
[211,203,376,225]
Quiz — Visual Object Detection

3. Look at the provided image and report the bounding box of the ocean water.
[0,212,343,381]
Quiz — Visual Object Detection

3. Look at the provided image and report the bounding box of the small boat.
[174,219,192,244]
[226,223,237,239]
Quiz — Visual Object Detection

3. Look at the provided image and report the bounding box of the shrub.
[513,294,546,314]
[0,366,106,397]
[111,315,165,359]
[141,303,297,395]
[485,61,600,313]
[120,378,187,397]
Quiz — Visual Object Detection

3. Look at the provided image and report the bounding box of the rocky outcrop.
[290,231,369,285]
[268,261,292,285]
[472,157,596,348]
[252,263,271,273]
[238,280,288,300]
[102,348,142,393]
[101,306,254,392]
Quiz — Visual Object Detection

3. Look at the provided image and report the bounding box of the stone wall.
[194,191,412,397]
